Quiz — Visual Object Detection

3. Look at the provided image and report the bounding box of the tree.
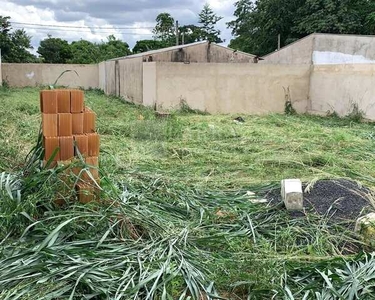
[153,13,175,46]
[8,29,36,63]
[0,16,10,35]
[69,40,100,64]
[37,36,73,63]
[132,40,166,53]
[0,16,12,59]
[227,0,375,57]
[0,16,36,63]
[198,4,223,43]
[228,0,303,56]
[98,35,131,61]
[294,0,373,35]
[179,25,204,44]
[367,12,375,34]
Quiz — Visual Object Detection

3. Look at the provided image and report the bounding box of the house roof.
[111,41,258,61]
[212,43,258,58]
[111,41,209,61]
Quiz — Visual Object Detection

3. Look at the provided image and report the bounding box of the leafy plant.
[1,79,10,91]
[284,87,296,115]
[347,103,364,123]
[285,253,375,299]
[179,99,208,115]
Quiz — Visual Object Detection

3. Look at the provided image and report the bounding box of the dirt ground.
[265,179,374,223]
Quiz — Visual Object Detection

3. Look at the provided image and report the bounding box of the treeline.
[0,4,223,64]
[228,0,375,56]
[1,0,375,63]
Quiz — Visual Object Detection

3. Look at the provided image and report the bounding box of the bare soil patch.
[265,179,374,222]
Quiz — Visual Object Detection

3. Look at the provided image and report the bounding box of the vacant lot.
[1,87,375,299]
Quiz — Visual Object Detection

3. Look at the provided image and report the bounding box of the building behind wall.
[261,33,375,65]
[99,41,259,104]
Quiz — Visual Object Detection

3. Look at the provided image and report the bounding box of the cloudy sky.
[0,0,236,53]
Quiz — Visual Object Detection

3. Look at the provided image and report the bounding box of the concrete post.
[281,179,303,211]
[355,213,375,240]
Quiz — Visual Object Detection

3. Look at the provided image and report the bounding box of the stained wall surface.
[98,62,106,91]
[2,63,98,89]
[143,62,310,114]
[262,33,375,65]
[118,58,143,104]
[104,42,258,104]
[261,35,315,64]
[309,64,375,119]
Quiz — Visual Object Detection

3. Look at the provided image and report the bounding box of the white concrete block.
[355,213,375,240]
[281,179,303,211]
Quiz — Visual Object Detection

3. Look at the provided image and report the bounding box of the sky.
[0,0,236,53]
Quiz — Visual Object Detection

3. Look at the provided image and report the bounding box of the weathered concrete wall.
[103,42,257,104]
[143,63,157,108]
[312,34,375,64]
[208,44,256,63]
[309,64,375,119]
[0,54,2,86]
[104,61,116,95]
[262,33,375,65]
[261,35,315,64]
[141,43,256,63]
[147,42,209,63]
[2,63,98,89]
[143,62,310,114]
[118,58,143,104]
[98,62,106,91]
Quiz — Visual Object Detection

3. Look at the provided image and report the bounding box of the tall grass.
[1,88,375,298]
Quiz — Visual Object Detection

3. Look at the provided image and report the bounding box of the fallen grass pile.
[1,88,375,299]
[0,151,371,299]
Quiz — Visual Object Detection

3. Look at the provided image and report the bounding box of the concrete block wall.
[261,33,375,65]
[0,51,2,86]
[261,35,315,65]
[98,62,106,91]
[1,63,99,89]
[3,34,375,120]
[143,62,311,114]
[309,64,375,118]
[261,33,375,119]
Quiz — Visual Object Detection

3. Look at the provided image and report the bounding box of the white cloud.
[0,0,236,53]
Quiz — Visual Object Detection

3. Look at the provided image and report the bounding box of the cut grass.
[1,87,375,299]
[2,88,375,188]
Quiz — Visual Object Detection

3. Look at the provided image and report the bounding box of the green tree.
[179,25,204,44]
[0,16,36,63]
[0,16,13,60]
[7,29,36,63]
[367,12,375,34]
[0,16,10,33]
[69,40,100,64]
[132,40,166,53]
[153,13,175,46]
[294,0,373,35]
[37,35,73,63]
[98,35,131,61]
[228,0,375,56]
[228,0,303,56]
[198,3,223,43]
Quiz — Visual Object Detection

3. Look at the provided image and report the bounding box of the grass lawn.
[1,87,375,299]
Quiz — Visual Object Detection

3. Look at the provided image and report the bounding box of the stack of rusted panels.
[40,89,100,203]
